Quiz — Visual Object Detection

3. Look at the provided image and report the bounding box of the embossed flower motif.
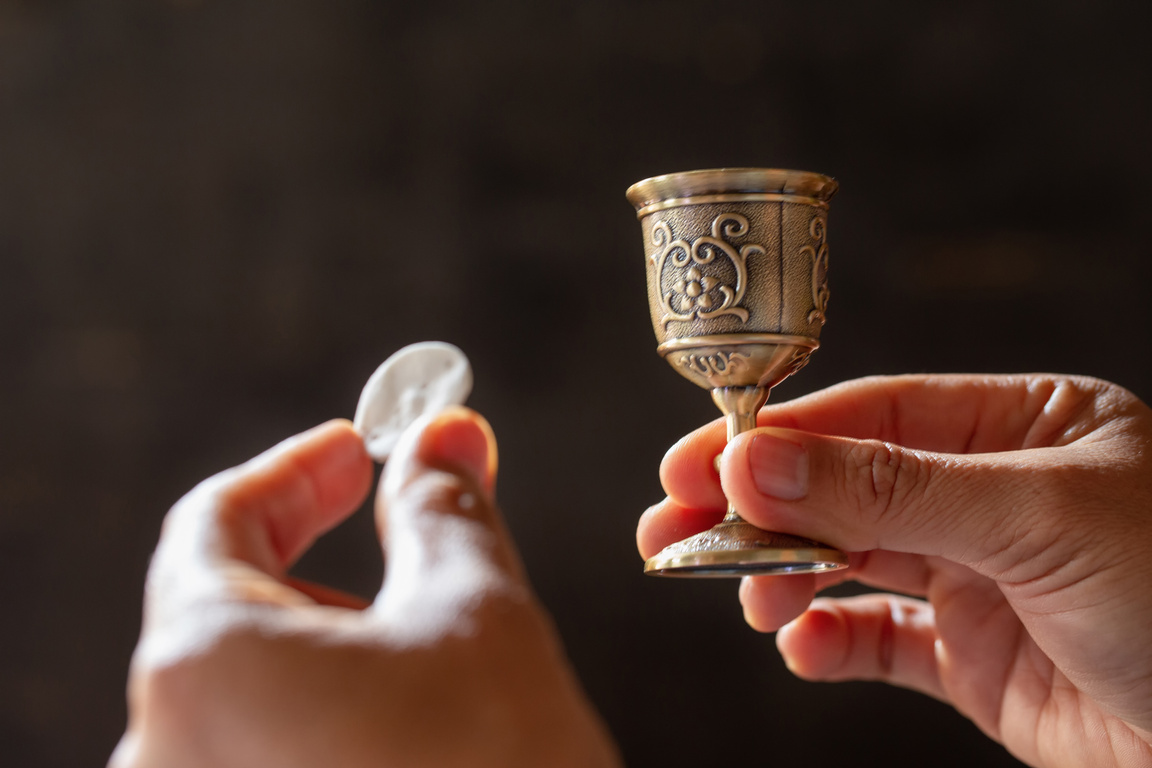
[674,267,720,310]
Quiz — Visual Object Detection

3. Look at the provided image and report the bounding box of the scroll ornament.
[651,213,764,328]
[803,215,830,326]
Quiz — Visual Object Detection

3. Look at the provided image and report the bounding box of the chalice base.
[644,519,848,577]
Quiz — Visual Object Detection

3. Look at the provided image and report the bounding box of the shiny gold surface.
[632,193,829,218]
[656,332,820,352]
[657,334,819,390]
[630,167,847,578]
[625,167,839,214]
[643,520,848,577]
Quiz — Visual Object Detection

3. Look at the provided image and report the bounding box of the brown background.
[2,1,1150,766]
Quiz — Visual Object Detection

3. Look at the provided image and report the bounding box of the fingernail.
[749,431,808,500]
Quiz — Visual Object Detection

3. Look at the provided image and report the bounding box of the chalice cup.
[627,168,849,577]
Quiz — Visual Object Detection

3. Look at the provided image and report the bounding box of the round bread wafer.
[353,342,472,462]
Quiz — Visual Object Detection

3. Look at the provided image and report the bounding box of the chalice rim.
[626,167,839,215]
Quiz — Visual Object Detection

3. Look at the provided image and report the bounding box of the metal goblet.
[627,168,849,577]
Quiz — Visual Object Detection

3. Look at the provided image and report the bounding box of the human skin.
[638,374,1152,768]
[111,408,621,768]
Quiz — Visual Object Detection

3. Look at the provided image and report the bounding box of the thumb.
[373,406,531,623]
[721,427,1072,576]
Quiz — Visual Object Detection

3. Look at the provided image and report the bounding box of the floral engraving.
[677,351,749,378]
[650,213,764,328]
[801,215,830,325]
[673,267,719,312]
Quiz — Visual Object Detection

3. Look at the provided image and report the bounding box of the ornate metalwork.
[627,167,847,578]
[803,215,830,326]
[677,351,749,378]
[650,213,764,328]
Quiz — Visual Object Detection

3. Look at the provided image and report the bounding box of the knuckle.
[169,470,253,534]
[152,482,229,562]
[399,471,492,522]
[843,439,930,527]
[1026,374,1144,447]
[209,471,262,520]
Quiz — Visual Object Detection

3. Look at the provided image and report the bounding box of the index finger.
[154,420,374,586]
[660,374,1081,510]
[758,374,1080,452]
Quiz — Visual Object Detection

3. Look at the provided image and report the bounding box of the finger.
[739,573,816,632]
[719,426,1079,576]
[763,374,1101,453]
[659,374,1105,508]
[776,594,946,702]
[659,427,728,510]
[812,549,935,598]
[636,497,725,560]
[157,419,373,579]
[739,549,936,634]
[740,550,933,633]
[374,407,530,619]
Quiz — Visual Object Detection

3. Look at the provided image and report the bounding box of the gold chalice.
[627,168,849,577]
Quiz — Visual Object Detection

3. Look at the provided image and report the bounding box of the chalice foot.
[643,521,847,576]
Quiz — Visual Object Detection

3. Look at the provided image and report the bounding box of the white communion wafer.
[353,341,473,462]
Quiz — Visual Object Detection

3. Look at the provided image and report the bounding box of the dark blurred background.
[2,1,1150,766]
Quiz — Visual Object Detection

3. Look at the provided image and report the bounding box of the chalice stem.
[712,385,770,525]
